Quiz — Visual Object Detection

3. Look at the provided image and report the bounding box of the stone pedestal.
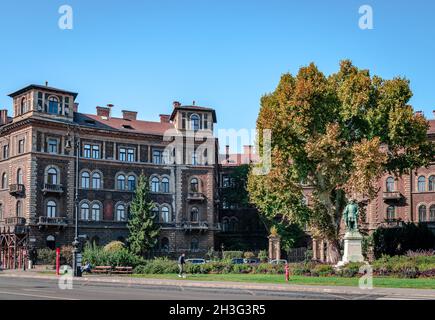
[337,231,364,266]
[268,235,281,261]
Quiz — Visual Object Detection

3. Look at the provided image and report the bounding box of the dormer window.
[48,96,59,114]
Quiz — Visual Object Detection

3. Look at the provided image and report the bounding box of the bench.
[112,266,133,275]
[92,266,112,274]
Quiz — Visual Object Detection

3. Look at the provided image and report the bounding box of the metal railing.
[43,183,64,193]
[383,191,402,200]
[187,192,206,201]
[38,216,68,226]
[5,217,26,226]
[9,184,25,195]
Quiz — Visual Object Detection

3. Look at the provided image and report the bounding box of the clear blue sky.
[1,0,435,152]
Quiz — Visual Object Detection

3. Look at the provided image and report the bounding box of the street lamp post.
[69,137,82,277]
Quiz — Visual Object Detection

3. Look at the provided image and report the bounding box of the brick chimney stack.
[122,110,138,121]
[0,109,8,125]
[173,101,181,108]
[96,105,111,119]
[415,110,423,117]
[159,114,171,123]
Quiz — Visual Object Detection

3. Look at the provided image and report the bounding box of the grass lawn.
[129,273,435,290]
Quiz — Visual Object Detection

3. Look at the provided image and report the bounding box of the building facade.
[0,84,220,258]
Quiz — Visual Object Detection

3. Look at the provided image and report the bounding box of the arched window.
[222,217,229,232]
[430,205,435,222]
[46,235,56,250]
[229,218,239,232]
[47,167,58,185]
[191,238,199,251]
[190,114,200,131]
[386,206,395,221]
[418,176,426,192]
[419,205,427,222]
[47,200,57,218]
[161,237,169,252]
[117,174,126,190]
[190,178,199,193]
[48,96,59,114]
[17,168,23,185]
[386,177,395,192]
[161,177,170,193]
[151,177,160,192]
[0,203,3,221]
[116,203,126,222]
[80,202,89,220]
[152,207,159,223]
[429,176,435,191]
[20,97,27,114]
[92,172,101,189]
[81,171,90,188]
[1,172,7,189]
[161,206,170,223]
[190,207,199,222]
[91,203,101,221]
[16,201,22,217]
[127,175,136,191]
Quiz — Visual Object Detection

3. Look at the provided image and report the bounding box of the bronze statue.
[343,199,359,232]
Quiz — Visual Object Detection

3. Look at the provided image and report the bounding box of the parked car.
[185,258,206,264]
[270,259,288,265]
[244,258,260,264]
[231,258,245,264]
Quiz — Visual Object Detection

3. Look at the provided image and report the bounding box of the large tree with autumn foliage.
[248,60,434,263]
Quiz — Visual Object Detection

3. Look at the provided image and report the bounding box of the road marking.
[0,290,78,300]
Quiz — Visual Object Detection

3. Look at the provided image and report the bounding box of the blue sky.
[1,0,435,152]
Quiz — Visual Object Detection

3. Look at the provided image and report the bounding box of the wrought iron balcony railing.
[38,216,68,226]
[5,216,26,226]
[42,183,64,194]
[9,184,25,196]
[383,191,402,200]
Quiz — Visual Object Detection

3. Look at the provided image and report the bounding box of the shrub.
[310,264,334,277]
[292,262,314,276]
[258,250,268,262]
[222,251,243,260]
[103,241,126,253]
[243,251,255,259]
[232,264,252,274]
[373,223,435,258]
[134,258,178,274]
[82,244,143,268]
[336,262,365,277]
[37,248,56,265]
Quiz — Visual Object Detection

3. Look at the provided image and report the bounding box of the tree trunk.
[327,238,341,264]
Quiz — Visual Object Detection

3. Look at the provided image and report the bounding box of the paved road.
[0,276,386,300]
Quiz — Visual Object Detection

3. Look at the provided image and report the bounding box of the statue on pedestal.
[343,199,359,232]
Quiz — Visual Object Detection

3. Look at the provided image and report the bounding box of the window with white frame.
[47,167,58,185]
[127,175,136,191]
[190,114,200,131]
[161,206,170,223]
[81,171,90,188]
[91,203,101,221]
[419,205,427,222]
[429,176,435,192]
[17,168,23,185]
[92,172,101,189]
[161,177,169,193]
[115,203,127,222]
[80,202,89,220]
[386,177,395,192]
[151,176,160,192]
[47,138,58,154]
[117,174,126,190]
[47,200,57,218]
[386,205,395,221]
[418,176,426,192]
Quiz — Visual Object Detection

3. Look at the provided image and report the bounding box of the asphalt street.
[0,276,387,300]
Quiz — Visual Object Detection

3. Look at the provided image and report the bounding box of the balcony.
[381,218,404,228]
[187,192,205,201]
[38,216,68,227]
[9,184,25,197]
[42,183,64,195]
[5,217,26,226]
[181,221,209,232]
[383,191,402,201]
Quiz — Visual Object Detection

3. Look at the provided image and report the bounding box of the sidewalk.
[1,269,435,299]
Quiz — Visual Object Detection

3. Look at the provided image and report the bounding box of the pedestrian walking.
[178,253,186,278]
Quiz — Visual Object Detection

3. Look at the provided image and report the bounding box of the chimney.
[415,110,423,117]
[45,81,49,87]
[96,106,111,119]
[73,103,79,113]
[0,109,8,125]
[225,145,230,163]
[122,110,138,121]
[159,114,171,123]
[173,101,181,108]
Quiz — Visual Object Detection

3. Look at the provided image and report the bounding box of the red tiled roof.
[428,120,435,134]
[75,113,174,136]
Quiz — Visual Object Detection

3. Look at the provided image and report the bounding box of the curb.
[1,272,435,299]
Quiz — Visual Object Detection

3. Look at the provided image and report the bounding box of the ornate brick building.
[0,84,221,258]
